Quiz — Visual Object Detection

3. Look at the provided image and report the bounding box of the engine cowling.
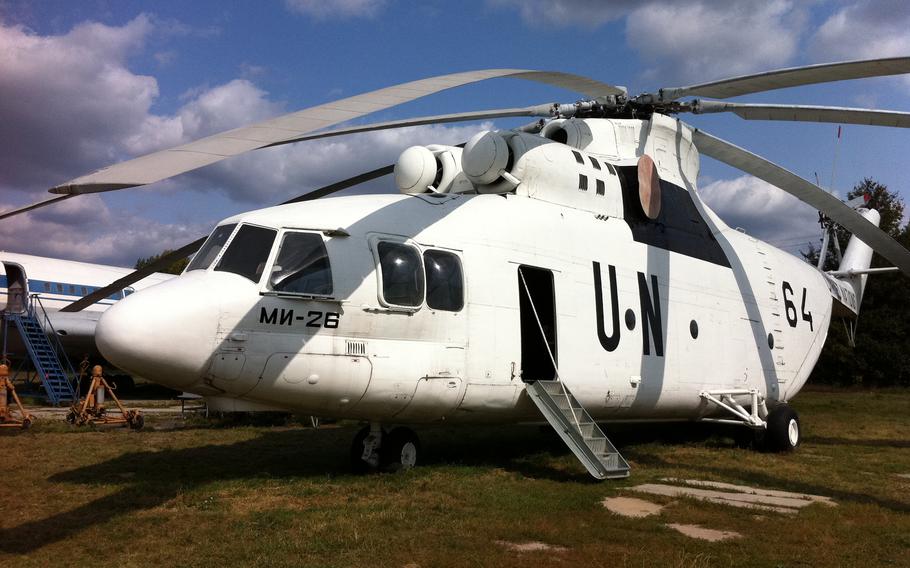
[394,145,474,194]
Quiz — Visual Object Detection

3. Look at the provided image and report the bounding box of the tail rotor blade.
[692,128,910,276]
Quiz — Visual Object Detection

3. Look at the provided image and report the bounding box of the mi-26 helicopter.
[8,57,910,479]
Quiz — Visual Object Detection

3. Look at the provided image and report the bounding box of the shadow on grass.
[803,435,910,448]
[0,420,796,554]
[0,423,600,554]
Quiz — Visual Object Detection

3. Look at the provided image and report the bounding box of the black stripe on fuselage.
[616,166,731,268]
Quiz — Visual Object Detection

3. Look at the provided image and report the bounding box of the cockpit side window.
[424,250,463,311]
[215,224,277,283]
[186,224,237,272]
[378,241,424,307]
[268,232,333,296]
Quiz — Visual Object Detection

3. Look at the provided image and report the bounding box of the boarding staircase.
[526,380,630,479]
[3,295,77,405]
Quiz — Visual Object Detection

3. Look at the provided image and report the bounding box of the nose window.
[424,250,463,311]
[215,224,277,283]
[187,223,237,271]
[268,232,333,296]
[378,241,424,307]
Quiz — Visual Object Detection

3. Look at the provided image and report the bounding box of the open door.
[518,265,557,382]
[2,262,28,314]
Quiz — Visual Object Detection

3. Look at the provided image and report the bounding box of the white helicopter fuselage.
[96,115,844,425]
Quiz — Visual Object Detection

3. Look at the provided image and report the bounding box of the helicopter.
[5,57,910,479]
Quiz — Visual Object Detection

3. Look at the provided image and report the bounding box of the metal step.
[525,380,630,480]
[6,310,76,405]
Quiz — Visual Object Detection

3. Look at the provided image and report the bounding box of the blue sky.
[1,0,909,265]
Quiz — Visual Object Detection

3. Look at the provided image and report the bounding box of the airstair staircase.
[3,296,77,405]
[526,380,630,479]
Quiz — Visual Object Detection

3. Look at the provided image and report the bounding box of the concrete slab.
[666,523,741,542]
[601,496,664,518]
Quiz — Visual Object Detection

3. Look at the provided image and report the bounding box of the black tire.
[349,425,374,473]
[129,413,144,431]
[765,405,800,452]
[380,427,420,472]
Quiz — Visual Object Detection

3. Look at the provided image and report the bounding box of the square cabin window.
[378,241,424,307]
[424,250,464,311]
[268,232,333,296]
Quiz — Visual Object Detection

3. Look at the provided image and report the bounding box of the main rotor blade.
[693,101,910,128]
[661,56,910,101]
[59,163,394,312]
[263,106,553,149]
[0,195,76,221]
[50,70,621,195]
[691,128,910,276]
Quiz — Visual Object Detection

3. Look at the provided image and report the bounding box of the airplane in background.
[1,251,173,358]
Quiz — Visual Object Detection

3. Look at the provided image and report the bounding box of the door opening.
[3,263,28,314]
[518,265,557,382]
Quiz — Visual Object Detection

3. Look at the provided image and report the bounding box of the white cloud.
[0,15,158,190]
[627,1,806,86]
[0,195,203,267]
[490,0,637,27]
[810,0,910,90]
[0,14,499,264]
[810,0,910,60]
[284,0,387,19]
[699,175,822,248]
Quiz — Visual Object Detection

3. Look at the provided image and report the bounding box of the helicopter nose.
[96,273,219,390]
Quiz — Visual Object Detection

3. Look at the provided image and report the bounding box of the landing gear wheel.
[765,405,800,452]
[128,412,144,431]
[380,427,420,472]
[350,425,375,473]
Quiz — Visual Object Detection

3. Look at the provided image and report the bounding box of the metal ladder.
[526,380,630,479]
[4,296,77,405]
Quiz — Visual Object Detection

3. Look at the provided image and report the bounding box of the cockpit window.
[268,232,333,296]
[186,224,236,272]
[424,250,463,311]
[378,241,423,307]
[215,224,277,283]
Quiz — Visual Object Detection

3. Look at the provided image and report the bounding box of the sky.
[1,0,909,267]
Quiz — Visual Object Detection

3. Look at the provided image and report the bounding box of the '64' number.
[782,281,813,331]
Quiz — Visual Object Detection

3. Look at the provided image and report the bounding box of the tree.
[134,250,189,275]
[802,178,910,387]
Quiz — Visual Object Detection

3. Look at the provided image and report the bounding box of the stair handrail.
[518,270,582,431]
[28,294,79,394]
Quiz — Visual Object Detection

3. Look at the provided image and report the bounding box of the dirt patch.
[629,479,836,514]
[495,540,567,553]
[666,523,741,542]
[896,473,910,479]
[602,496,664,518]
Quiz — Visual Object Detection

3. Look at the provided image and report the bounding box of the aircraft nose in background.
[96,275,219,390]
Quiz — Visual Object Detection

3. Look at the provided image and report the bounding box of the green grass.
[1,388,909,567]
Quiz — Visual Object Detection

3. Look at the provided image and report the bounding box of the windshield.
[186,224,237,272]
[215,224,277,283]
[268,232,333,296]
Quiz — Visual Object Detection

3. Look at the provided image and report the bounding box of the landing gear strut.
[350,424,420,473]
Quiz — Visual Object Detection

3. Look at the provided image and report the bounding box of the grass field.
[1,388,909,567]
